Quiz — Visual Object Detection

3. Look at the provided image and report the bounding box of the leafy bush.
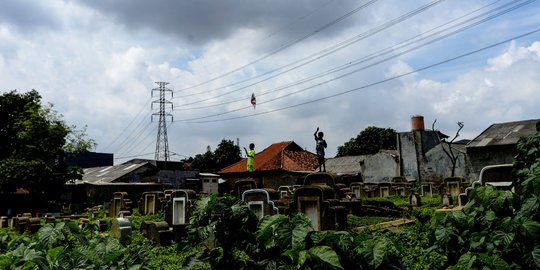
[425,123,540,269]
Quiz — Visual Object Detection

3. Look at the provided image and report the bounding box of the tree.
[213,139,242,170]
[432,120,464,177]
[0,90,94,199]
[191,148,215,173]
[336,126,397,157]
[191,139,242,173]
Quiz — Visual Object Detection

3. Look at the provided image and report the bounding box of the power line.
[114,121,154,157]
[173,0,493,111]
[174,0,534,122]
[114,152,154,160]
[100,97,152,152]
[172,0,380,94]
[176,27,540,124]
[173,0,444,103]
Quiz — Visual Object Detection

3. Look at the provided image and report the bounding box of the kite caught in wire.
[251,93,256,109]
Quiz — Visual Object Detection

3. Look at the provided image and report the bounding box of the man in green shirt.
[244,143,255,172]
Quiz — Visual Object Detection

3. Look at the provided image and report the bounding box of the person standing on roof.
[314,127,327,172]
[244,143,255,172]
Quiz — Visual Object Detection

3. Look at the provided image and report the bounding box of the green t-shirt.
[247,150,255,171]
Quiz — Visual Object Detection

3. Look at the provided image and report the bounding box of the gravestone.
[108,192,133,218]
[0,216,7,228]
[111,217,132,244]
[141,221,174,246]
[96,219,107,232]
[442,193,453,207]
[138,191,165,215]
[26,217,41,233]
[410,193,422,207]
[242,189,279,219]
[278,186,294,199]
[294,184,344,231]
[164,189,196,226]
[350,182,365,199]
[78,218,90,229]
[233,179,257,198]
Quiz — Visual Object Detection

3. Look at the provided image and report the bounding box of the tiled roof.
[467,119,539,148]
[219,141,318,173]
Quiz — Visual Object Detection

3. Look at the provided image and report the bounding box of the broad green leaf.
[308,231,330,246]
[308,246,343,270]
[489,255,511,270]
[129,264,142,270]
[46,246,65,261]
[292,224,310,250]
[530,245,540,269]
[435,226,450,242]
[257,214,288,248]
[38,223,66,249]
[11,243,43,262]
[482,210,496,225]
[521,220,540,239]
[518,196,539,218]
[371,239,387,269]
[492,231,514,248]
[454,252,476,270]
[470,236,485,249]
[298,250,309,267]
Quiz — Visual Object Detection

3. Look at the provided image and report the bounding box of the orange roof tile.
[219,141,318,173]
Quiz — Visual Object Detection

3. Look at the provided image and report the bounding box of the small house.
[219,141,319,190]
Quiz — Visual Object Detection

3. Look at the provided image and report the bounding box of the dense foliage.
[336,126,397,157]
[426,122,540,269]
[191,139,242,173]
[0,90,94,199]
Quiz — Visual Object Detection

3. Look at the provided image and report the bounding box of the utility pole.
[151,82,173,161]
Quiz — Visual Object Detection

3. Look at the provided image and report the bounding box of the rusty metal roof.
[467,119,539,148]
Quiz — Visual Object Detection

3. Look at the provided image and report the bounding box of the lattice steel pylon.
[151,82,173,161]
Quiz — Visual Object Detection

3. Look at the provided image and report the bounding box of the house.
[466,119,539,181]
[218,141,319,190]
[397,115,449,182]
[422,142,468,183]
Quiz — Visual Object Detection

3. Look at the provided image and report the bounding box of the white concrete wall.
[361,152,399,183]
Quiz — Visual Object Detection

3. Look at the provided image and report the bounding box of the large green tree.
[191,139,241,172]
[336,126,397,157]
[0,90,94,199]
[214,139,242,170]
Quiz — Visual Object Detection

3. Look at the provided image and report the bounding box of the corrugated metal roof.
[81,162,154,183]
[325,155,368,175]
[467,119,539,148]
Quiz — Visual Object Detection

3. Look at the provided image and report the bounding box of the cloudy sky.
[1,0,539,164]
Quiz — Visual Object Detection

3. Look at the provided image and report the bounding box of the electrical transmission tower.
[151,82,173,161]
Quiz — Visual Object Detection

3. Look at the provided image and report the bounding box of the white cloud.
[1,0,539,163]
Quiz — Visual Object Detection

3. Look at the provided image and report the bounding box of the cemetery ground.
[0,195,454,269]
[2,180,540,269]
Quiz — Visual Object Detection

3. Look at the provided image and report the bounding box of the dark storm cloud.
[78,0,362,46]
[0,1,61,31]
